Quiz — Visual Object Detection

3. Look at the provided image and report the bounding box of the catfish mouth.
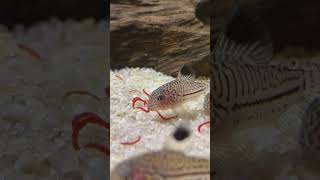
[147,102,161,112]
[146,100,161,111]
[132,96,178,120]
[146,104,155,111]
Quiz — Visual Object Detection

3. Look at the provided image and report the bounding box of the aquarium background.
[209,0,320,179]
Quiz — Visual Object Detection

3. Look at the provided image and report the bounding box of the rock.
[110,0,210,77]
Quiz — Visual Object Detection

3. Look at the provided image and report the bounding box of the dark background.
[0,0,107,29]
[208,0,320,58]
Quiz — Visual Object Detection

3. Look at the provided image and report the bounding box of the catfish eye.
[157,95,165,101]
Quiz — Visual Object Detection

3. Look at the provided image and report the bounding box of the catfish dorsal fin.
[177,63,195,81]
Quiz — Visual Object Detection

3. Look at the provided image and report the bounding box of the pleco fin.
[214,33,273,65]
[177,63,195,81]
[163,121,192,151]
[214,0,274,65]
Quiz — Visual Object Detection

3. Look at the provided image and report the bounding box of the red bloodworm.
[156,111,177,121]
[17,43,42,60]
[120,136,141,145]
[114,75,123,80]
[137,106,150,113]
[63,90,101,102]
[143,89,151,97]
[84,143,110,156]
[72,112,109,151]
[132,90,177,120]
[197,120,210,133]
[72,112,97,128]
[128,89,141,94]
[132,97,148,109]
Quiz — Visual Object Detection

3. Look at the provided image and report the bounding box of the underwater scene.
[5,0,320,179]
[111,0,320,179]
[0,1,108,179]
[209,0,320,179]
[110,0,211,179]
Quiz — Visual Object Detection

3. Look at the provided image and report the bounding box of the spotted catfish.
[111,124,211,180]
[147,64,209,117]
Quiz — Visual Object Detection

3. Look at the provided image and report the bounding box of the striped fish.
[211,33,320,132]
[147,64,208,113]
[111,124,211,180]
[212,33,320,132]
[210,33,320,179]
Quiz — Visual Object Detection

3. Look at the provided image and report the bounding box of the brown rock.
[110,0,210,77]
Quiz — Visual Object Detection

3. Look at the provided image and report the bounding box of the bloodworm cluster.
[67,74,210,156]
[16,44,146,154]
[131,85,209,133]
[66,88,111,156]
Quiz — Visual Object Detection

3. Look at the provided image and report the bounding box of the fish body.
[210,33,320,179]
[111,123,211,180]
[207,1,320,178]
[111,150,210,180]
[210,62,308,179]
[147,65,208,112]
[211,33,320,134]
[212,61,309,129]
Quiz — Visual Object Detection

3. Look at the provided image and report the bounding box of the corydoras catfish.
[111,124,211,180]
[147,64,209,119]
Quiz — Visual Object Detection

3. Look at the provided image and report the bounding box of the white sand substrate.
[110,67,210,171]
[0,18,108,180]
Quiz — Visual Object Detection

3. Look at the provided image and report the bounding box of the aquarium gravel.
[110,68,210,171]
[0,18,108,180]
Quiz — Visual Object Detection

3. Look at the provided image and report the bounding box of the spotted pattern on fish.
[111,150,211,180]
[147,78,208,111]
